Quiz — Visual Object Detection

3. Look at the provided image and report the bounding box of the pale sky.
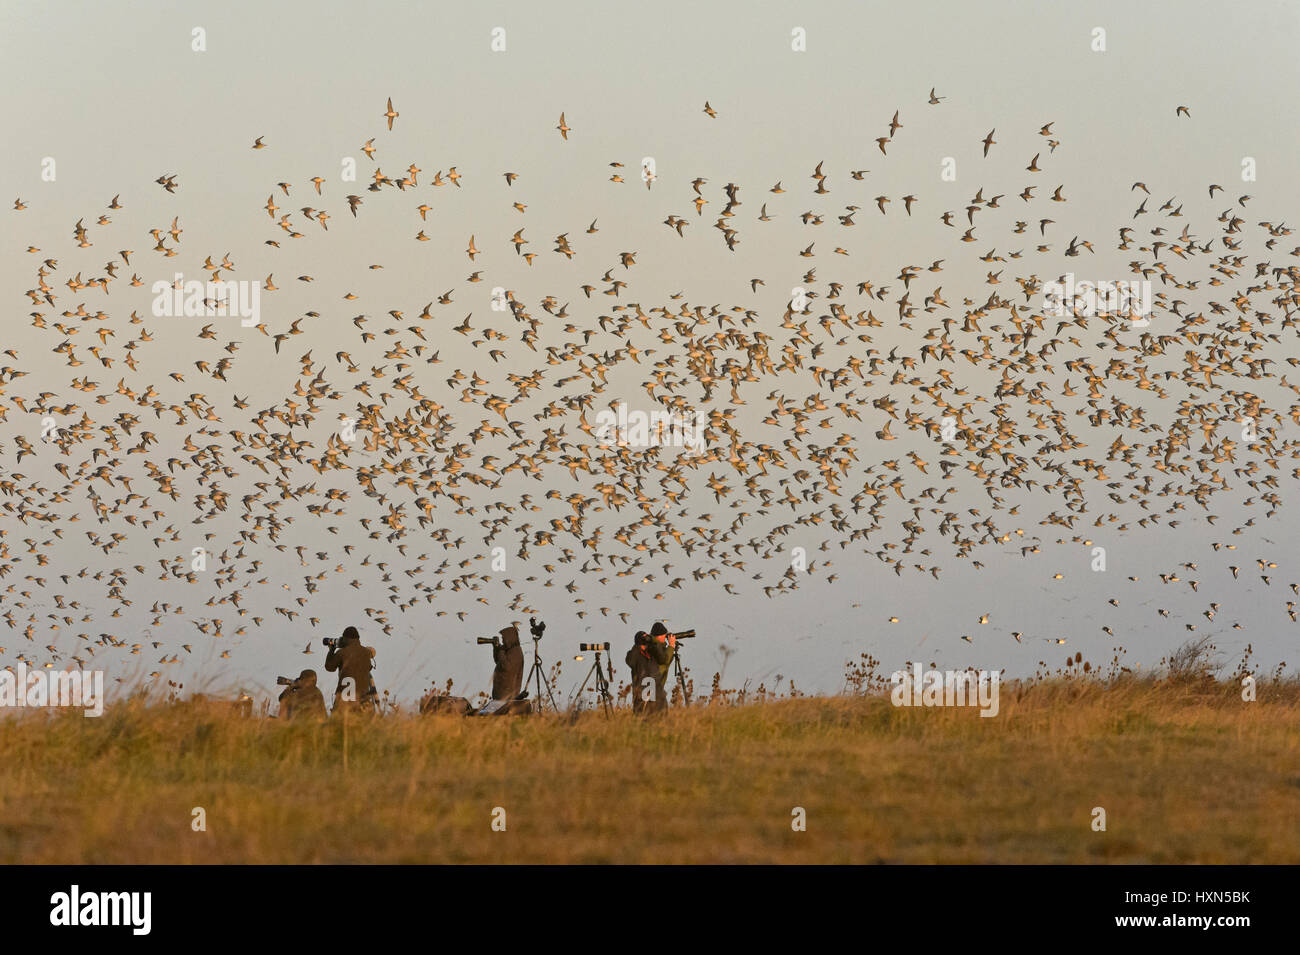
[2,0,1298,707]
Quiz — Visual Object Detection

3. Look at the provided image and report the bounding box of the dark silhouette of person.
[490,624,524,701]
[325,625,378,714]
[279,669,327,721]
[627,622,674,714]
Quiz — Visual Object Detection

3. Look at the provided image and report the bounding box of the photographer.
[278,669,327,722]
[324,625,378,714]
[627,622,676,714]
[489,624,524,701]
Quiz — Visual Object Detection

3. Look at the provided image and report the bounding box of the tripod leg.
[528,658,546,713]
[536,665,549,713]
[596,671,611,717]
[573,664,594,709]
[528,644,558,714]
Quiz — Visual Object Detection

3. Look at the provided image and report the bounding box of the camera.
[529,617,545,639]
[476,636,500,647]
[322,637,339,649]
[674,629,696,640]
[276,675,294,686]
[580,642,610,652]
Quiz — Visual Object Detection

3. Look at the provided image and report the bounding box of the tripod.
[671,647,691,706]
[573,645,614,717]
[524,634,559,713]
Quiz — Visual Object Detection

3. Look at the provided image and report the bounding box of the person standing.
[490,624,524,701]
[627,622,675,714]
[325,625,378,714]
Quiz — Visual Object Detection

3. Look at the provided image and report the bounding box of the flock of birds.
[3,91,1298,687]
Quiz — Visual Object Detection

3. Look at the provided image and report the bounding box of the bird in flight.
[8,88,1298,697]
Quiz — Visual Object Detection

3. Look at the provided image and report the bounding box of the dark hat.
[650,621,668,637]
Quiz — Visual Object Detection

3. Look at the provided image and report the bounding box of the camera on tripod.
[574,639,615,716]
[529,617,546,639]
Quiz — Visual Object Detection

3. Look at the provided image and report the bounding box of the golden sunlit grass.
[1,667,1296,864]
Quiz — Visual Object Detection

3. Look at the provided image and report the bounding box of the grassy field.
[1,671,1297,864]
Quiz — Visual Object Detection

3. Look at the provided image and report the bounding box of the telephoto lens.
[579,642,610,652]
[276,676,293,686]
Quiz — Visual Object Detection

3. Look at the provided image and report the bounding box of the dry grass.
[1,673,1297,864]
